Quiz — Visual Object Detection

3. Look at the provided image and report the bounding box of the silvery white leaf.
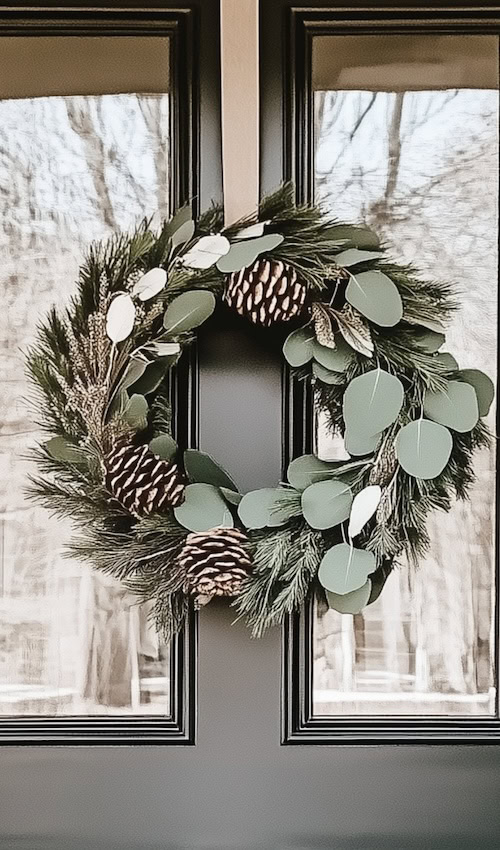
[148,342,181,356]
[348,485,382,539]
[235,221,270,239]
[106,293,136,343]
[132,267,167,301]
[182,234,231,269]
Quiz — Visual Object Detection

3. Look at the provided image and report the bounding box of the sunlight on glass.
[312,35,498,716]
[0,53,171,715]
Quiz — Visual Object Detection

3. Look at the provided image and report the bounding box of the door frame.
[0,0,222,745]
[259,0,500,744]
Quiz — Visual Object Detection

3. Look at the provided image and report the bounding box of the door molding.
[0,0,219,745]
[261,1,500,744]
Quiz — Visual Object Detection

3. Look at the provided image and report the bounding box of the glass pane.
[311,34,498,716]
[0,37,172,716]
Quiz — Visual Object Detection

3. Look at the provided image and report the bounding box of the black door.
[0,3,499,849]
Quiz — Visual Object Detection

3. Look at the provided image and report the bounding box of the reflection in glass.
[0,43,172,715]
[312,35,498,716]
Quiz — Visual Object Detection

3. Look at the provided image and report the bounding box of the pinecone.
[104,438,185,516]
[223,259,307,326]
[180,527,252,607]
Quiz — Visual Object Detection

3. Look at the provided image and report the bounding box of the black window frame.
[259,1,500,744]
[0,0,222,746]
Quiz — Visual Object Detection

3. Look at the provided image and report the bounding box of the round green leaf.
[283,327,315,367]
[301,479,353,530]
[216,233,284,273]
[117,357,147,392]
[124,394,148,429]
[345,270,403,327]
[396,419,452,480]
[170,216,195,250]
[326,579,372,614]
[163,290,216,334]
[220,487,242,506]
[344,429,380,457]
[312,361,344,385]
[184,449,237,490]
[174,483,233,532]
[367,564,391,605]
[318,543,376,595]
[414,329,445,353]
[45,436,85,464]
[456,369,495,418]
[128,358,172,396]
[312,337,353,371]
[343,369,404,437]
[324,224,380,251]
[287,455,366,490]
[435,352,458,372]
[149,434,177,461]
[423,380,479,433]
[238,488,280,529]
[334,249,383,267]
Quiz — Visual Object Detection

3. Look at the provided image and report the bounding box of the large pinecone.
[104,438,185,516]
[179,527,252,607]
[223,258,307,326]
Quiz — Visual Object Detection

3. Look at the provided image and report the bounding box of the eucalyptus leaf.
[318,543,376,595]
[163,290,216,334]
[312,337,353,372]
[124,394,148,430]
[396,419,452,479]
[435,352,458,372]
[324,224,380,251]
[238,488,281,529]
[184,449,237,490]
[301,479,353,530]
[132,267,167,301]
[45,436,85,464]
[334,249,383,267]
[344,429,380,457]
[174,483,233,532]
[346,270,403,327]
[283,327,315,367]
[106,293,136,343]
[287,454,366,491]
[149,434,178,461]
[348,485,382,538]
[170,217,195,250]
[312,361,344,385]
[235,221,269,239]
[182,234,230,270]
[456,369,495,417]
[146,342,181,357]
[343,369,404,437]
[414,329,445,353]
[220,487,242,506]
[116,357,147,392]
[368,564,391,605]
[216,233,284,273]
[327,580,372,614]
[128,358,172,396]
[424,380,479,433]
[405,315,446,335]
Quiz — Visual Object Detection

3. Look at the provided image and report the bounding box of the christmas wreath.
[27,185,494,639]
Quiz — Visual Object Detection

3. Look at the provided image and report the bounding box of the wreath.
[27,185,494,639]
